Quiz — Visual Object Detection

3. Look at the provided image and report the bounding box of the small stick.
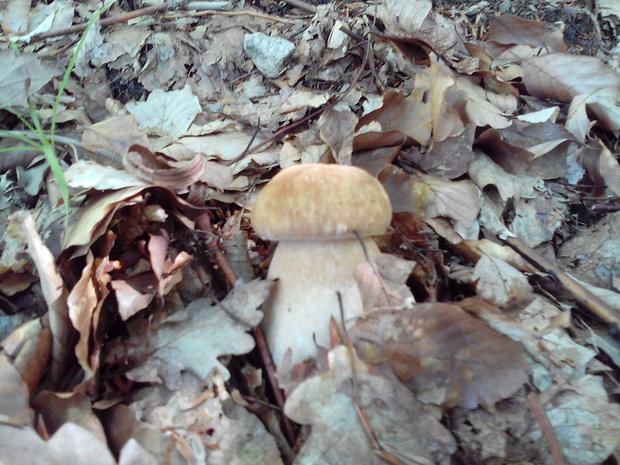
[503,236,620,329]
[194,213,296,446]
[167,9,297,24]
[30,4,171,42]
[527,392,568,465]
[282,0,317,14]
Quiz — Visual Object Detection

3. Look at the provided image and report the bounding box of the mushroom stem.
[263,238,380,366]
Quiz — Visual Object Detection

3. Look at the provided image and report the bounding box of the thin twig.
[527,392,568,465]
[338,295,406,465]
[281,0,317,14]
[504,236,620,329]
[30,4,171,42]
[194,213,296,447]
[166,9,297,24]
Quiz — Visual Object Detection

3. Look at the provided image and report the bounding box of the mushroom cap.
[251,163,392,241]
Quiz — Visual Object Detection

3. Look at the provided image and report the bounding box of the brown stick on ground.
[504,236,620,329]
[528,392,569,465]
[30,4,171,42]
[194,213,296,446]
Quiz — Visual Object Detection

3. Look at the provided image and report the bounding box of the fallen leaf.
[284,345,456,465]
[488,15,567,52]
[126,279,272,389]
[126,85,202,139]
[352,303,530,408]
[522,53,620,130]
[0,50,59,107]
[0,353,33,426]
[8,211,71,385]
[473,255,534,309]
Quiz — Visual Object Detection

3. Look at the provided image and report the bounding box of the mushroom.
[251,163,392,367]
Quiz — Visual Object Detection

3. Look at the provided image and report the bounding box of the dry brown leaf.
[354,254,415,312]
[0,353,33,426]
[125,280,272,389]
[579,140,620,197]
[124,144,206,189]
[404,123,476,178]
[419,174,481,240]
[147,233,192,299]
[0,50,59,107]
[1,0,29,35]
[473,255,534,309]
[67,253,99,382]
[377,0,432,35]
[81,115,150,164]
[34,391,107,442]
[475,128,534,175]
[318,107,357,165]
[559,210,620,291]
[452,375,620,465]
[0,422,116,465]
[522,53,620,130]
[284,345,456,465]
[8,211,71,385]
[352,304,530,408]
[488,15,567,52]
[111,275,158,321]
[355,89,432,149]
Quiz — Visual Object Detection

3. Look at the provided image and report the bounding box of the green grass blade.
[50,1,114,144]
[5,107,37,132]
[42,144,70,214]
[0,145,45,154]
[0,129,43,148]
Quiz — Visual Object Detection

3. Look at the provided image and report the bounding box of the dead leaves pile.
[1,0,620,464]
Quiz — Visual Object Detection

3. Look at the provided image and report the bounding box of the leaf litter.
[0,0,619,464]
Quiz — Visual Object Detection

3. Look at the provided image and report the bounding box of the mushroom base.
[262,238,380,367]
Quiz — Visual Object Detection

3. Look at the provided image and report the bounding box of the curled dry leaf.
[8,211,71,385]
[1,318,51,393]
[34,391,107,442]
[351,303,530,409]
[284,346,456,465]
[67,252,108,384]
[124,144,206,189]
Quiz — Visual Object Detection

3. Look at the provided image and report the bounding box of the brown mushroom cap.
[251,164,392,241]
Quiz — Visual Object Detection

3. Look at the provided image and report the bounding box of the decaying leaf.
[126,279,272,389]
[126,85,202,139]
[473,254,534,309]
[351,303,530,408]
[522,53,620,130]
[8,211,71,385]
[284,346,456,465]
[354,254,416,312]
[0,50,59,107]
[0,353,33,426]
[452,375,620,465]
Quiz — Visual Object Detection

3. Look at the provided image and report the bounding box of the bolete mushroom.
[251,163,392,367]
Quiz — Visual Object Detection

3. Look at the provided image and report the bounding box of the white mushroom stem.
[263,237,380,367]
